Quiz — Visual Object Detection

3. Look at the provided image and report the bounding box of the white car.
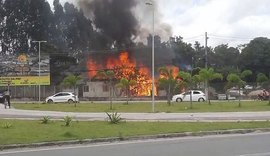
[45,92,79,104]
[172,90,206,102]
[244,85,253,90]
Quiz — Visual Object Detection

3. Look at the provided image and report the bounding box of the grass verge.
[1,119,270,145]
[13,101,270,113]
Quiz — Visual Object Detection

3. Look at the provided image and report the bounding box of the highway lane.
[1,132,270,156]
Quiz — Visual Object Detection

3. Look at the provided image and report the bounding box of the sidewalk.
[0,103,11,109]
[1,103,270,121]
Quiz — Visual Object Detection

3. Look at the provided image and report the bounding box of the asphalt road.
[1,132,270,156]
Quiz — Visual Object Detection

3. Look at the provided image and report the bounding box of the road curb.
[1,128,270,151]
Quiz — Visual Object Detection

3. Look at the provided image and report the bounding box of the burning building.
[82,49,178,99]
[76,0,177,99]
[87,51,152,96]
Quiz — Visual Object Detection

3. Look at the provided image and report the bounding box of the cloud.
[159,0,270,47]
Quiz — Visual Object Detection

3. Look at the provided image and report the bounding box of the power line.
[183,35,204,41]
[208,34,253,41]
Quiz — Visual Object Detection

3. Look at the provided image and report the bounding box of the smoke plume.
[77,0,172,45]
[77,0,138,47]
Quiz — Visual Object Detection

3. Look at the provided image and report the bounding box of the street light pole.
[204,32,208,101]
[146,1,155,113]
[32,40,47,103]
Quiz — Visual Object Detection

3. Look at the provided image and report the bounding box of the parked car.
[227,89,245,97]
[0,92,5,104]
[244,85,253,90]
[172,90,206,102]
[45,92,79,104]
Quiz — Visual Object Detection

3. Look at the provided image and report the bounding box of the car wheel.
[198,98,205,102]
[68,99,74,104]
[176,98,182,102]
[47,99,53,104]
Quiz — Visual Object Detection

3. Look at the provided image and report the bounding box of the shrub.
[106,112,123,124]
[2,122,12,129]
[63,131,77,138]
[64,116,72,126]
[41,116,50,124]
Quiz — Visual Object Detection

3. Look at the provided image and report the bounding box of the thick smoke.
[78,0,138,47]
[78,0,174,71]
[77,0,172,45]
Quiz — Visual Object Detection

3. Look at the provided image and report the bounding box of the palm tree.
[94,70,115,110]
[256,72,270,105]
[177,71,194,108]
[226,70,252,107]
[199,68,223,105]
[115,78,136,105]
[62,74,81,107]
[158,66,178,106]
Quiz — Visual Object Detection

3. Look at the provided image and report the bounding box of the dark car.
[0,92,5,104]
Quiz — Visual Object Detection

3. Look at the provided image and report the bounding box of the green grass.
[13,101,270,113]
[1,119,270,145]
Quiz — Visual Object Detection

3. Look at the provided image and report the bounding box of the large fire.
[87,51,179,96]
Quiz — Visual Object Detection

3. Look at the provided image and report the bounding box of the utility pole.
[205,32,208,68]
[190,57,193,109]
[205,32,209,101]
[146,1,155,113]
[32,40,47,103]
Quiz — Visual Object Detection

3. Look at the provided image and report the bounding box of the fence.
[0,85,62,101]
[0,82,263,101]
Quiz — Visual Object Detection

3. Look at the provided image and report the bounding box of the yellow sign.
[0,75,50,86]
[18,54,27,63]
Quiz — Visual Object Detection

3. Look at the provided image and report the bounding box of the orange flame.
[86,51,179,96]
[159,66,179,79]
[171,66,179,79]
[87,58,98,78]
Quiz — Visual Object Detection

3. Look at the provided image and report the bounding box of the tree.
[226,70,252,107]
[0,0,96,56]
[3,0,30,54]
[52,0,67,50]
[240,37,270,75]
[62,74,81,107]
[64,2,94,55]
[158,66,179,106]
[212,44,240,77]
[28,0,54,40]
[27,0,55,56]
[177,71,194,108]
[115,78,136,105]
[199,68,223,104]
[0,0,4,55]
[213,44,240,68]
[193,41,205,68]
[169,36,195,70]
[193,73,203,90]
[94,70,115,110]
[256,73,270,105]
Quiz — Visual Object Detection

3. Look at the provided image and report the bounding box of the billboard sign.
[0,54,50,86]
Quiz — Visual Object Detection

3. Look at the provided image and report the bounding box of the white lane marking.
[1,132,270,155]
[239,152,270,156]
